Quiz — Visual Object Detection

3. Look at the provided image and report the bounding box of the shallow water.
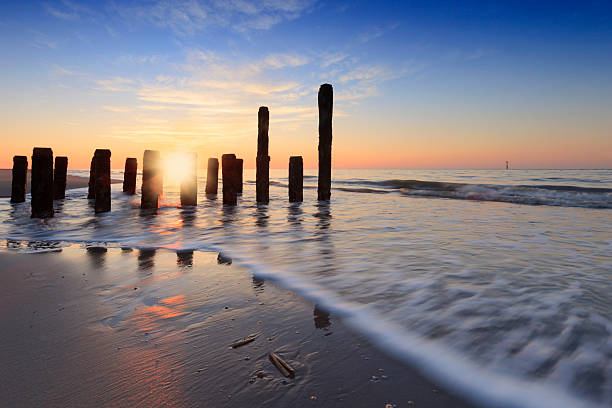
[1,168,611,407]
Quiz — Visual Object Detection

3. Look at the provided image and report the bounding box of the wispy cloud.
[44,0,95,20]
[319,52,348,68]
[338,65,391,83]
[259,53,310,70]
[28,30,58,49]
[358,26,383,43]
[95,77,137,92]
[357,22,399,44]
[441,48,499,62]
[115,54,167,65]
[91,47,412,145]
[112,0,316,36]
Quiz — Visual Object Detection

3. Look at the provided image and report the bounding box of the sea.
[1,168,611,408]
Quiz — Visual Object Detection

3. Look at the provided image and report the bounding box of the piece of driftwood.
[269,352,295,378]
[229,333,259,348]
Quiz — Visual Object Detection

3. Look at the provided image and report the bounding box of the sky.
[0,0,611,170]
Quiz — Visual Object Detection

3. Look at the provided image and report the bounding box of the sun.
[163,152,196,186]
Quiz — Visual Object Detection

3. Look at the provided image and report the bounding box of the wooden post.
[222,154,238,205]
[317,83,333,201]
[87,155,96,199]
[141,150,162,209]
[10,155,27,203]
[31,147,54,218]
[94,149,111,213]
[236,158,243,195]
[123,157,137,195]
[256,106,270,203]
[205,158,219,195]
[180,152,197,206]
[289,156,303,202]
[53,156,68,200]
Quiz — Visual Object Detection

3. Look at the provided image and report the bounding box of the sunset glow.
[1,1,611,170]
[163,152,195,186]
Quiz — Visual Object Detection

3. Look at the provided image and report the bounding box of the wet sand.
[0,246,474,408]
[0,169,121,197]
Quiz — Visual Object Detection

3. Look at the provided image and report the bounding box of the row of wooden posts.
[10,84,332,218]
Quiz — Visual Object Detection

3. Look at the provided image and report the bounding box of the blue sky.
[1,0,611,169]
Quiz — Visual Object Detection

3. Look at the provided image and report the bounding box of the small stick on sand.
[269,352,295,378]
[229,333,259,349]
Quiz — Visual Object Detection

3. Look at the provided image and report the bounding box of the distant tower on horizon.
[506,161,509,170]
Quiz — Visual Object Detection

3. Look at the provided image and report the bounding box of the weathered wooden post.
[123,158,137,195]
[317,83,333,201]
[205,158,219,195]
[222,154,238,205]
[236,158,243,195]
[289,156,303,202]
[10,155,27,203]
[93,149,111,213]
[53,156,68,200]
[180,152,198,206]
[141,150,162,209]
[87,155,96,199]
[256,106,270,203]
[31,147,54,218]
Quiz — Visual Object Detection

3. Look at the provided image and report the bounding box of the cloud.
[92,48,410,145]
[28,30,58,49]
[259,53,309,69]
[338,65,391,83]
[115,54,167,65]
[319,52,348,68]
[94,77,137,92]
[358,26,383,43]
[441,48,499,62]
[112,0,316,35]
[44,0,95,20]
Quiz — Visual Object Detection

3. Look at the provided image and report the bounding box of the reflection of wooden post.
[236,158,243,195]
[31,147,54,218]
[53,156,68,200]
[317,83,333,201]
[123,158,137,195]
[205,158,219,195]
[256,106,270,203]
[10,155,27,203]
[87,156,96,199]
[180,152,197,206]
[289,156,303,202]
[222,154,238,205]
[94,149,111,214]
[141,150,162,209]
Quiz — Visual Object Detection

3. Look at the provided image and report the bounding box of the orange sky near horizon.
[2,106,611,170]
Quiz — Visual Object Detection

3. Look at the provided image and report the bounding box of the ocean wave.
[0,239,601,408]
[334,179,612,208]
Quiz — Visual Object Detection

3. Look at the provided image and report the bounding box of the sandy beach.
[0,246,473,408]
[0,169,121,197]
